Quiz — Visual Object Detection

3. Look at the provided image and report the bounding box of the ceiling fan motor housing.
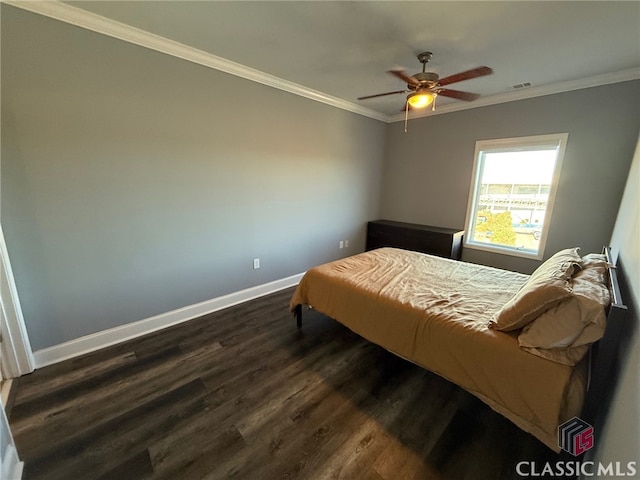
[410,71,439,90]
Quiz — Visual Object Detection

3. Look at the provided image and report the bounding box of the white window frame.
[463,133,568,260]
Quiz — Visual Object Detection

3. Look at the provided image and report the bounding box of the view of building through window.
[465,134,567,259]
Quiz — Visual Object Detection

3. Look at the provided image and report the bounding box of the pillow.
[572,266,611,307]
[489,247,582,332]
[580,252,611,277]
[517,264,611,365]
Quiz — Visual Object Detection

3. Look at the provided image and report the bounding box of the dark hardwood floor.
[8,287,559,479]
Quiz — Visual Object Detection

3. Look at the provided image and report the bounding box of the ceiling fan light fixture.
[407,91,436,108]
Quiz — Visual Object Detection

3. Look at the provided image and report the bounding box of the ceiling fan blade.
[438,88,481,101]
[357,90,408,100]
[388,69,421,87]
[438,66,493,86]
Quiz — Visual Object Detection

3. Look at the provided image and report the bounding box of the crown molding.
[5,1,639,125]
[4,0,389,122]
[388,67,640,123]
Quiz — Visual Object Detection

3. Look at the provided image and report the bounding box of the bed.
[289,246,625,451]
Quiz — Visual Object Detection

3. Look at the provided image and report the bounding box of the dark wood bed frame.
[293,246,630,454]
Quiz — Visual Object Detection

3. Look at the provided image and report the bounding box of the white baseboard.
[32,273,304,368]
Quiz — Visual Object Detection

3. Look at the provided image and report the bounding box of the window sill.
[463,241,544,261]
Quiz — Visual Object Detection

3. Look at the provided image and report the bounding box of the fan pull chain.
[404,101,409,133]
[404,94,437,133]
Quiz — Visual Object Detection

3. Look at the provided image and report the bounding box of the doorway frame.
[0,223,35,379]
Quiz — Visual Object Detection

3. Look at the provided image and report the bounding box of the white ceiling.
[26,1,640,120]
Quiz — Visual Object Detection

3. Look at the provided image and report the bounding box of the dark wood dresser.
[366,220,464,260]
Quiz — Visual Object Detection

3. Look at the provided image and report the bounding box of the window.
[464,133,568,260]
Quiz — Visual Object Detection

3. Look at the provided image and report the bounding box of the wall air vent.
[512,82,532,89]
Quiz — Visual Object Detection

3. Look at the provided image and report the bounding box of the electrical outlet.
[339,241,344,249]
[253,258,260,269]
[344,240,349,248]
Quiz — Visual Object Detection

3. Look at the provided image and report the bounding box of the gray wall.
[2,5,638,351]
[1,6,385,350]
[597,135,639,467]
[381,81,640,273]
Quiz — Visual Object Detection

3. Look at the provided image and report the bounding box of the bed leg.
[295,304,302,329]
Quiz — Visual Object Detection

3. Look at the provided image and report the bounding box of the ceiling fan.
[358,51,493,113]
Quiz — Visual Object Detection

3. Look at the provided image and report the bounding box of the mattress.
[290,247,588,451]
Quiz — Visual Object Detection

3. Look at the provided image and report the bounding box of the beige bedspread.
[290,247,588,451]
